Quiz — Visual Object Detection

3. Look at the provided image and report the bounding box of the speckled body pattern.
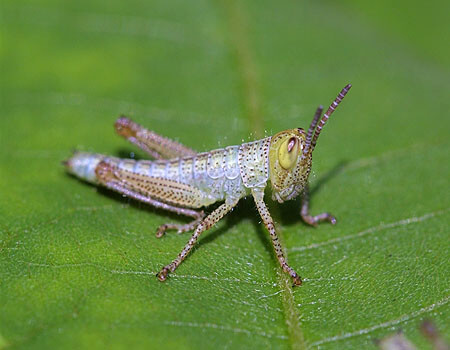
[65,84,351,286]
[69,137,271,208]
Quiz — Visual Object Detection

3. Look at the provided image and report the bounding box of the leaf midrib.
[219,1,305,348]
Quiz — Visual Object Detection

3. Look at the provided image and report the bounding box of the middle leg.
[157,200,237,282]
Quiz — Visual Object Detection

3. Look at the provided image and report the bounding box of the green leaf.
[1,0,449,349]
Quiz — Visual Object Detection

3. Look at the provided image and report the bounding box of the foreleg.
[157,200,237,281]
[252,188,302,286]
[300,184,336,226]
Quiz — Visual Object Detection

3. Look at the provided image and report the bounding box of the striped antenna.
[310,84,352,152]
[303,105,323,156]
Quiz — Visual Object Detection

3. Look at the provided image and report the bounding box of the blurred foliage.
[0,0,449,349]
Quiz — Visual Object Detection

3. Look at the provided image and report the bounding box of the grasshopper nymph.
[64,84,351,286]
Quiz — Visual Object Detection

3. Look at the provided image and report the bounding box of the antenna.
[303,105,323,156]
[310,84,352,152]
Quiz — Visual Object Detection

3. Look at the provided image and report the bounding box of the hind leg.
[115,116,197,159]
[95,161,204,237]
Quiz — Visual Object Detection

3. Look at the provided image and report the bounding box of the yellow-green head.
[269,128,311,203]
[268,83,352,203]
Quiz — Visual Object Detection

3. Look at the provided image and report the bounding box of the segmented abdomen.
[66,137,271,206]
[126,146,248,205]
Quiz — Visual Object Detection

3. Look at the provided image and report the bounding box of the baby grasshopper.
[64,84,351,286]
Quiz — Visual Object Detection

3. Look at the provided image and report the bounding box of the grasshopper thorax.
[269,129,311,203]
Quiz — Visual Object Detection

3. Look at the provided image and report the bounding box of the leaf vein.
[289,208,449,253]
[309,295,450,347]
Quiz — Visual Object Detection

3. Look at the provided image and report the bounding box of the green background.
[1,0,449,349]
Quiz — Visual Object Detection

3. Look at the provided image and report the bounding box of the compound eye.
[278,137,300,169]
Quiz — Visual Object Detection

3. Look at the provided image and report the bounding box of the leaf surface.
[1,1,449,349]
